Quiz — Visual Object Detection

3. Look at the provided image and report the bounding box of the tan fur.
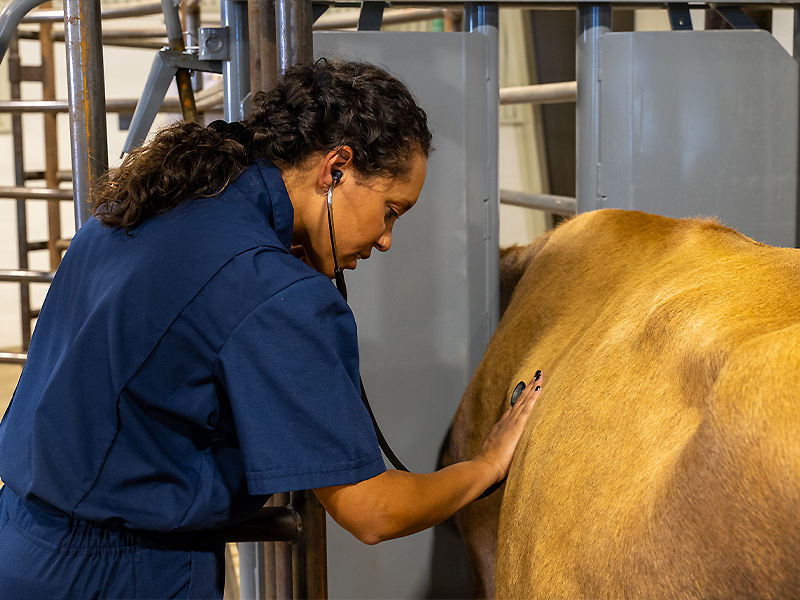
[445,209,800,599]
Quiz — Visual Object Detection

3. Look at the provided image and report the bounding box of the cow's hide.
[445,209,800,599]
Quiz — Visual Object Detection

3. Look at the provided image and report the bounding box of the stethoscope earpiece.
[327,169,347,300]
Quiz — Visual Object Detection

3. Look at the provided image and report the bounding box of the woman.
[0,59,540,598]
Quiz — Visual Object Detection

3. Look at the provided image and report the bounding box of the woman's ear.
[318,146,354,190]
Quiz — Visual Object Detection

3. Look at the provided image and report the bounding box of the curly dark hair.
[92,59,433,230]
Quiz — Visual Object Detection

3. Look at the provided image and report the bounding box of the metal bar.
[0,0,52,65]
[465,2,500,346]
[225,506,300,543]
[714,6,760,29]
[313,7,446,30]
[576,4,611,213]
[0,98,184,113]
[248,0,277,98]
[0,269,56,283]
[51,35,168,49]
[222,0,250,121]
[668,3,693,29]
[163,0,198,123]
[263,499,278,600]
[499,81,576,105]
[185,2,203,93]
[0,186,73,201]
[274,492,293,599]
[40,5,62,270]
[27,238,70,251]
[291,490,327,600]
[0,352,27,365]
[358,1,385,31]
[64,0,109,229]
[239,542,258,600]
[22,0,163,24]
[275,0,312,74]
[23,169,72,181]
[48,27,173,39]
[9,35,32,351]
[500,188,577,215]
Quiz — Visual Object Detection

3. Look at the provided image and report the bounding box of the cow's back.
[447,209,800,598]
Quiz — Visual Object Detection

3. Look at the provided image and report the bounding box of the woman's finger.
[510,370,542,407]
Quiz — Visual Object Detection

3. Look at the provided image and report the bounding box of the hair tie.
[208,119,254,147]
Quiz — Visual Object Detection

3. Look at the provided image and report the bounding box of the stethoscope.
[326,169,502,497]
[326,169,409,472]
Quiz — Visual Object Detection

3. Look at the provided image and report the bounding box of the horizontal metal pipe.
[313,7,447,30]
[197,7,452,30]
[28,238,70,251]
[23,170,72,182]
[21,0,162,23]
[45,27,169,39]
[499,189,577,216]
[0,185,73,200]
[0,269,56,283]
[0,98,183,113]
[225,506,300,543]
[499,81,577,106]
[90,39,167,50]
[0,351,27,365]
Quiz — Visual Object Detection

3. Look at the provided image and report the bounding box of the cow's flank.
[445,209,800,599]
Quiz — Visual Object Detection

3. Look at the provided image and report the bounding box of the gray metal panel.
[597,30,798,247]
[313,31,492,599]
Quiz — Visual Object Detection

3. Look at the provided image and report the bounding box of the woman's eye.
[387,208,400,220]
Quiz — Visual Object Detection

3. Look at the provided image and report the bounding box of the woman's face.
[299,152,428,278]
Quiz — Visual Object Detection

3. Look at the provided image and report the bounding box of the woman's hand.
[314,371,542,544]
[474,371,542,485]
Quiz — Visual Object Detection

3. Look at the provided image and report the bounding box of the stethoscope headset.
[326,169,502,498]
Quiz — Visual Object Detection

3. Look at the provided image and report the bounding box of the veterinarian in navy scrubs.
[0,59,540,598]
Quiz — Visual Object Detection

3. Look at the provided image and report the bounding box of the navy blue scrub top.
[0,160,385,532]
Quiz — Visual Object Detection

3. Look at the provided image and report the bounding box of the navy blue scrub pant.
[0,486,225,599]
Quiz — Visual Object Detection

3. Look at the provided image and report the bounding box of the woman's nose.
[376,231,391,252]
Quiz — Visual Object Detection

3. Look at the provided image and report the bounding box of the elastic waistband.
[0,486,220,556]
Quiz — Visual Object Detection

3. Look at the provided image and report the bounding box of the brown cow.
[445,209,800,599]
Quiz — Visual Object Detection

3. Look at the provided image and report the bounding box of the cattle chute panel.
[593,30,798,247]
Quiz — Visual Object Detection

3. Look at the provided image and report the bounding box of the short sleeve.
[215,275,386,495]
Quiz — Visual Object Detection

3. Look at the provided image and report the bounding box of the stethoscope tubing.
[325,172,499,497]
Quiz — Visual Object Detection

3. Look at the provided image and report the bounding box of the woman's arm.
[313,375,542,545]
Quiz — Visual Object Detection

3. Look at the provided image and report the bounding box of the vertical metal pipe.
[464,3,500,345]
[576,5,611,214]
[290,489,327,600]
[186,0,204,95]
[239,542,258,600]
[794,7,800,248]
[249,0,277,96]
[162,0,198,123]
[275,0,312,74]
[265,544,278,600]
[9,35,31,350]
[262,495,278,600]
[64,0,109,228]
[222,0,250,121]
[41,5,62,270]
[273,493,293,599]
